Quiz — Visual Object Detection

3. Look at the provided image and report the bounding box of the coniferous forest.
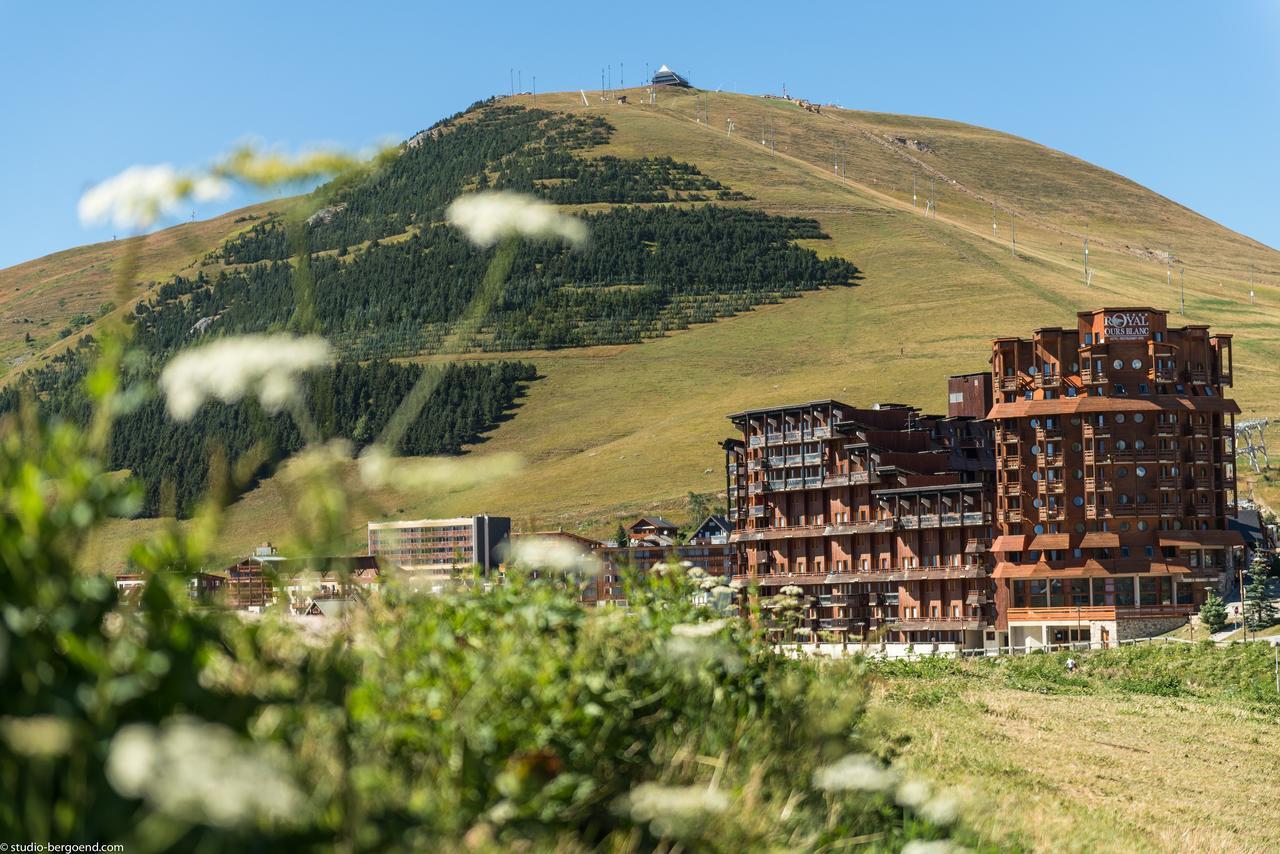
[11,101,858,518]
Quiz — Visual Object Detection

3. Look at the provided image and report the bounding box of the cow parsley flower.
[78,164,231,230]
[504,535,601,575]
[623,782,728,838]
[671,619,729,638]
[358,446,523,492]
[159,334,330,421]
[446,191,587,248]
[813,753,897,793]
[106,717,305,828]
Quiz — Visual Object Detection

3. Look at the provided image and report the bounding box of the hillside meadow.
[2,87,1270,567]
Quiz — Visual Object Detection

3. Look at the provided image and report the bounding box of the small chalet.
[626,517,679,547]
[689,514,731,545]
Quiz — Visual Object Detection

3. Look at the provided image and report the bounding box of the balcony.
[803,476,822,488]
[996,430,1020,444]
[961,512,988,526]
[1001,482,1022,496]
[1156,476,1179,490]
[803,452,821,465]
[766,455,785,467]
[1040,454,1064,467]
[1083,425,1111,439]
[749,506,765,518]
[1038,479,1065,494]
[747,482,763,495]
[1040,507,1066,522]
[1150,367,1177,383]
[764,432,783,446]
[749,435,764,447]
[1188,370,1209,385]
[941,513,962,527]
[1006,605,1194,623]
[812,425,832,439]
[785,477,803,490]
[998,509,1023,524]
[784,430,801,443]
[785,455,802,467]
[1036,374,1063,389]
[998,375,1020,391]
[1081,370,1107,385]
[1002,457,1021,470]
[1193,477,1213,491]
[819,618,852,630]
[1084,477,1111,492]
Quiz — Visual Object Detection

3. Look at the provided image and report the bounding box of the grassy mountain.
[6,86,1277,567]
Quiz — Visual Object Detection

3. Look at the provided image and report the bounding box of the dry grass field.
[868,645,1280,853]
[6,87,1278,567]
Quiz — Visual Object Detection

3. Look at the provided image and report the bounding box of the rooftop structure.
[651,64,690,87]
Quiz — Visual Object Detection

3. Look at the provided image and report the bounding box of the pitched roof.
[629,516,678,531]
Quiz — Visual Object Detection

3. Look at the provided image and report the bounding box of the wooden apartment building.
[990,307,1242,647]
[722,378,997,647]
[723,307,1246,651]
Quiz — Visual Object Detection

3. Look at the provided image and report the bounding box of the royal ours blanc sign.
[1102,311,1151,341]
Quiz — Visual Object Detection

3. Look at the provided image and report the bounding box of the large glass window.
[1029,579,1049,607]
[1049,579,1066,607]
[1138,576,1172,607]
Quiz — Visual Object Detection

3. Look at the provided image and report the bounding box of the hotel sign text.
[1103,311,1150,341]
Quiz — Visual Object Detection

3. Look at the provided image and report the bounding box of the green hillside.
[5,87,1276,567]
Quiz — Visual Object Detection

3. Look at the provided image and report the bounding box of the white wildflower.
[358,445,523,492]
[902,841,966,854]
[728,577,745,590]
[504,535,601,575]
[780,584,804,597]
[919,792,960,825]
[159,334,330,421]
[623,782,728,838]
[813,753,897,793]
[78,164,230,230]
[106,717,305,828]
[895,778,932,810]
[671,619,729,638]
[711,584,734,596]
[687,566,709,581]
[0,715,74,758]
[446,191,587,248]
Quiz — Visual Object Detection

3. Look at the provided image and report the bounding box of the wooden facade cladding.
[724,397,996,644]
[989,307,1242,631]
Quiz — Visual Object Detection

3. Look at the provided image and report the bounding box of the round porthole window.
[1030,418,1040,428]
[1033,498,1043,509]
[1173,520,1182,531]
[1116,466,1128,477]
[1133,413,1144,423]
[1138,520,1149,531]
[1075,522,1086,533]
[1120,522,1131,531]
[1118,494,1130,504]
[1032,471,1041,481]
[1029,365,1039,375]
[1072,442,1082,452]
[1134,439,1145,449]
[1116,440,1127,450]
[1136,466,1147,477]
[1116,414,1126,424]
[1031,445,1041,456]
[1071,362,1079,372]
[1034,524,1045,535]
[1074,469,1084,479]
[1131,359,1142,369]
[1073,496,1084,507]
[1113,359,1124,370]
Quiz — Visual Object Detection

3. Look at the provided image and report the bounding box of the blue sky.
[2,1,1277,269]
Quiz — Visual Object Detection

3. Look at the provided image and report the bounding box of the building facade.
[367,515,511,579]
[989,307,1242,647]
[723,381,997,648]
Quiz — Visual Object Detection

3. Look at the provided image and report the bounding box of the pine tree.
[1243,572,1277,630]
[1199,590,1228,634]
[614,523,630,549]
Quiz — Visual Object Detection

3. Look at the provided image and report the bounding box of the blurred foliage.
[0,406,980,850]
